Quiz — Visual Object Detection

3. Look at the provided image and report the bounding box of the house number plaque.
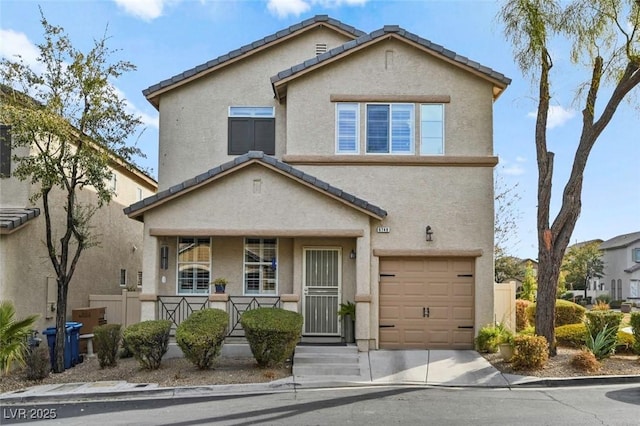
[376,226,390,233]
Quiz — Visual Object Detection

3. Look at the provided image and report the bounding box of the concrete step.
[293,345,361,377]
[293,363,362,377]
[294,345,358,354]
[293,353,359,364]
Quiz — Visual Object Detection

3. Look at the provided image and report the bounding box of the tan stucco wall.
[157,27,352,190]
[284,38,495,156]
[0,186,146,332]
[0,144,30,208]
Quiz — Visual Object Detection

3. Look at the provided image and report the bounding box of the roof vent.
[315,43,327,55]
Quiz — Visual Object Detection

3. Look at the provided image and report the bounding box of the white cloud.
[267,0,368,18]
[501,164,525,176]
[527,105,576,129]
[113,0,171,21]
[0,28,42,72]
[516,156,526,163]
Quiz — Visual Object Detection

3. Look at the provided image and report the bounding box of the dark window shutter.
[228,118,254,155]
[253,118,275,155]
[228,117,275,155]
[0,125,11,177]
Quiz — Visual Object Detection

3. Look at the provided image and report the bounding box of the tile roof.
[124,151,387,220]
[0,208,40,233]
[600,231,640,250]
[142,15,365,102]
[271,25,511,98]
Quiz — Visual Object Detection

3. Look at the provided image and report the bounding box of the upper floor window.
[633,248,640,263]
[136,187,143,201]
[335,103,444,155]
[0,125,11,178]
[177,237,211,295]
[420,104,444,155]
[366,104,414,154]
[110,173,117,191]
[336,103,359,153]
[228,107,275,155]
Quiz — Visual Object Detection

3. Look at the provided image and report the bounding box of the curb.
[507,374,640,388]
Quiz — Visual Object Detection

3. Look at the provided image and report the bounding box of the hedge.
[526,299,586,327]
[176,309,228,369]
[516,299,532,331]
[555,323,587,348]
[240,308,303,367]
[94,324,122,368]
[123,320,172,370]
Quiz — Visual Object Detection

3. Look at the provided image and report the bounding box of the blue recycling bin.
[66,322,83,365]
[43,325,72,370]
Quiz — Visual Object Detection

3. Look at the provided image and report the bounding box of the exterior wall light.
[349,249,357,259]
[426,226,433,242]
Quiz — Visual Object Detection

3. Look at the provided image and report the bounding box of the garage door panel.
[452,307,474,322]
[379,257,475,350]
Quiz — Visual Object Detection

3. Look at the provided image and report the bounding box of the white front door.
[302,247,341,335]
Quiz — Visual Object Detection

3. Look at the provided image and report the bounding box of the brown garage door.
[379,257,475,349]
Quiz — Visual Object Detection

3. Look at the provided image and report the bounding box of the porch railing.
[157,295,208,329]
[227,296,280,337]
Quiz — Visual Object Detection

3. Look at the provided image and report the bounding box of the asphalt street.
[3,384,639,425]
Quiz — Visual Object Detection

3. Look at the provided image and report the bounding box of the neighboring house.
[125,16,510,351]
[0,118,157,332]
[600,232,640,301]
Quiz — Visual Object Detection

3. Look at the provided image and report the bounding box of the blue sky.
[1,0,638,259]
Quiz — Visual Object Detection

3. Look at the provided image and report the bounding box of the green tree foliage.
[0,301,38,374]
[499,0,640,355]
[520,261,538,301]
[561,242,604,290]
[0,11,143,372]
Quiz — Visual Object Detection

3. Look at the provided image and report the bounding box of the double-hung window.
[420,104,444,155]
[366,104,414,154]
[335,103,359,153]
[177,237,211,294]
[0,125,11,177]
[244,238,277,295]
[228,107,275,155]
[633,248,640,263]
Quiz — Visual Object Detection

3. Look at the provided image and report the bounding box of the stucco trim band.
[149,228,365,237]
[330,94,451,103]
[282,155,499,167]
[373,249,484,257]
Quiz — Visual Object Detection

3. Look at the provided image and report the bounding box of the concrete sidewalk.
[2,349,640,404]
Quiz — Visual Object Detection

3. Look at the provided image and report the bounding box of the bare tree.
[499,0,639,355]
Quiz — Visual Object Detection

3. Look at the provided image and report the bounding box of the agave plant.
[585,324,618,360]
[0,301,39,374]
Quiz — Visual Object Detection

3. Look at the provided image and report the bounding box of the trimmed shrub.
[526,299,586,327]
[595,294,611,304]
[616,331,635,353]
[475,323,512,353]
[570,349,600,373]
[555,323,587,348]
[24,345,50,381]
[123,320,172,370]
[631,312,640,354]
[176,309,228,369]
[512,335,549,370]
[241,308,302,368]
[585,311,623,338]
[94,324,122,368]
[515,299,531,332]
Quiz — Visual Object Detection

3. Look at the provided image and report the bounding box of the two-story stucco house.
[125,16,510,351]
[600,232,640,301]
[0,121,157,332]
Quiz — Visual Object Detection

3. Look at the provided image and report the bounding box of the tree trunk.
[53,280,69,373]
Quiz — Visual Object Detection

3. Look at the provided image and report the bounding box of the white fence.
[494,281,516,332]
